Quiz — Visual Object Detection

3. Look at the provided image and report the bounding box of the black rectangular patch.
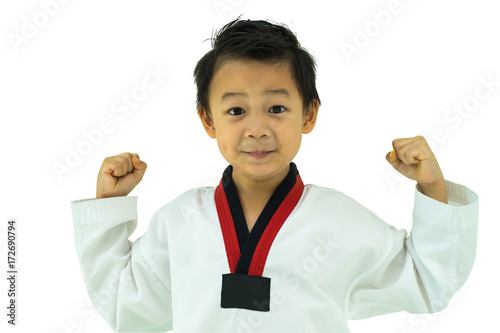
[221,273,271,311]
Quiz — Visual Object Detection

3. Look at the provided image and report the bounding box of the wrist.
[419,180,448,204]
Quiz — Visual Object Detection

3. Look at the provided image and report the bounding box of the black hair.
[193,16,321,117]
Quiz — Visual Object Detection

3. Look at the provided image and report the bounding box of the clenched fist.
[96,152,147,199]
[386,136,447,204]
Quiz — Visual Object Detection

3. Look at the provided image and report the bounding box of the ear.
[197,106,217,138]
[302,99,319,134]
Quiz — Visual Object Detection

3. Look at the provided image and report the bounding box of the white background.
[1,0,498,332]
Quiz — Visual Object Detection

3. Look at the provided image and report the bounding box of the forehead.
[209,58,298,99]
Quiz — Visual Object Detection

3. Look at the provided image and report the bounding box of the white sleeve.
[348,180,479,319]
[70,196,173,332]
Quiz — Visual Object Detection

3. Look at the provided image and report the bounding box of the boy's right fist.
[96,152,147,199]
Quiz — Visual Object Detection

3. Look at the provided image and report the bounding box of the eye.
[269,105,286,114]
[228,107,245,116]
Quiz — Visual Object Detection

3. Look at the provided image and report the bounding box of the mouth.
[246,150,274,158]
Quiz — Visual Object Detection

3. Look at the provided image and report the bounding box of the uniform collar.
[215,162,304,276]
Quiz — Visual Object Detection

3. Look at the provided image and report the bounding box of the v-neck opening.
[219,163,301,274]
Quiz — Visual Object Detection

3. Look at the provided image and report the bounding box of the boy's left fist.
[386,135,445,187]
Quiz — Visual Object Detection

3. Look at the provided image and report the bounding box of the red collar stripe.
[215,171,305,276]
[215,182,240,273]
[248,174,304,276]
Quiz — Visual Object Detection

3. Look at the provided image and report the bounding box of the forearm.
[70,197,173,331]
[419,181,448,204]
[407,179,479,313]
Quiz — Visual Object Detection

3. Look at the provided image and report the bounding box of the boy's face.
[198,58,319,186]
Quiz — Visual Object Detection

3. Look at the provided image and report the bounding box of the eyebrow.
[220,88,291,101]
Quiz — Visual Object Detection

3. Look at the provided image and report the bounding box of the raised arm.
[348,179,478,318]
[348,137,479,318]
[71,153,173,332]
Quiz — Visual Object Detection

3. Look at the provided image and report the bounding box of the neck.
[231,165,290,201]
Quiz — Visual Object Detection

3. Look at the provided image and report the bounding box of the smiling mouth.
[246,150,274,158]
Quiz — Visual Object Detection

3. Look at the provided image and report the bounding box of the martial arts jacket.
[70,162,479,332]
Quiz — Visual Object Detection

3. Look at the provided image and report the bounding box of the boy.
[71,18,479,332]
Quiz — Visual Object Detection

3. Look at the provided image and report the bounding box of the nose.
[245,110,272,139]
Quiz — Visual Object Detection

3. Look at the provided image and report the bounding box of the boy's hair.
[193,17,321,117]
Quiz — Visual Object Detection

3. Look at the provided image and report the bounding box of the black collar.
[216,162,303,275]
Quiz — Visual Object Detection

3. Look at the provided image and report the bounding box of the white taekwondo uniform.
[70,163,479,332]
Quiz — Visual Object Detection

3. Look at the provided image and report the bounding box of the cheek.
[216,127,238,152]
[216,134,229,152]
[281,121,303,153]
[274,118,302,140]
[269,116,288,133]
